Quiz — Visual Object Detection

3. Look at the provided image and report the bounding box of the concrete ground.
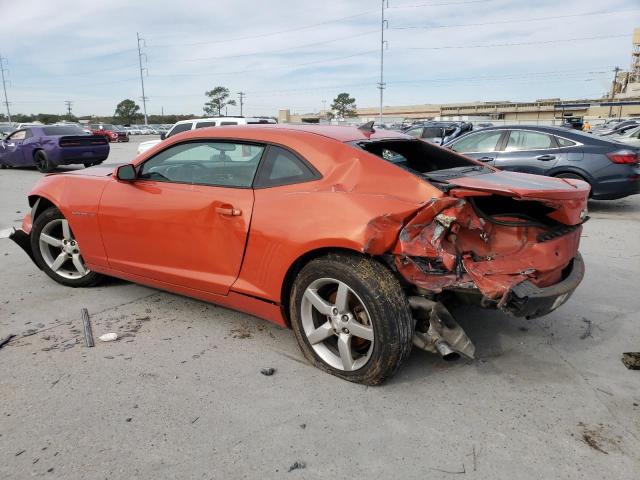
[0,136,638,479]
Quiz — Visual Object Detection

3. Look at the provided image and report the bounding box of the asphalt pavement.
[0,136,638,479]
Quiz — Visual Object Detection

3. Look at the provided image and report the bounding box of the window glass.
[405,128,423,138]
[450,131,503,153]
[139,141,264,187]
[167,123,192,137]
[8,130,26,140]
[254,146,318,187]
[42,126,87,136]
[555,136,577,147]
[505,131,554,151]
[219,121,238,126]
[195,121,216,129]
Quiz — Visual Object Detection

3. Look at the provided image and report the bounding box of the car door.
[98,140,266,295]
[494,129,562,174]
[447,129,506,164]
[0,129,28,166]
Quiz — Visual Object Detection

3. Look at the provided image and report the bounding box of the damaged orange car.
[11,124,589,384]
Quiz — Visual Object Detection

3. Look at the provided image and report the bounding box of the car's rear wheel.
[289,253,413,385]
[30,207,104,287]
[34,150,54,173]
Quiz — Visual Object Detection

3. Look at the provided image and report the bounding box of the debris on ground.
[230,325,253,339]
[260,367,275,376]
[299,423,306,429]
[577,422,622,454]
[622,352,640,370]
[0,333,15,350]
[15,450,25,457]
[288,461,306,472]
[579,318,593,340]
[81,308,94,347]
[99,333,118,342]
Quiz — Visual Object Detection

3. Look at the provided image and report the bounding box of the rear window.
[42,126,87,136]
[357,139,474,175]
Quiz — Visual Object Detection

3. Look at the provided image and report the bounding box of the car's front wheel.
[290,253,413,385]
[30,207,104,287]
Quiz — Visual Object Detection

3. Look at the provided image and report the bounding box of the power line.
[137,32,149,125]
[391,9,640,30]
[0,53,10,123]
[403,33,630,51]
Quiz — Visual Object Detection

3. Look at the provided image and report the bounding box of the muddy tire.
[30,206,104,288]
[290,253,413,385]
[34,150,54,173]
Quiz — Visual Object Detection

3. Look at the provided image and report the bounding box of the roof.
[237,124,411,142]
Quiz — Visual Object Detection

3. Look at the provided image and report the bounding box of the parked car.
[88,124,129,143]
[609,125,640,147]
[445,125,639,200]
[0,125,109,172]
[591,119,639,136]
[11,124,588,384]
[403,121,473,145]
[136,117,278,154]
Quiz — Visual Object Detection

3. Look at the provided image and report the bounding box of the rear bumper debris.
[501,253,585,319]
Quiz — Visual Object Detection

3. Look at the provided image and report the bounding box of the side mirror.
[160,133,166,140]
[116,164,137,181]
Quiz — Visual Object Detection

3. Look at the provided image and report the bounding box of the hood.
[139,139,162,148]
[53,164,121,177]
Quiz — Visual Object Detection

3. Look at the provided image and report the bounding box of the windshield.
[101,124,116,130]
[42,126,88,136]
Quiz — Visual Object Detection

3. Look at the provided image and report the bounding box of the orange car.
[10,124,589,384]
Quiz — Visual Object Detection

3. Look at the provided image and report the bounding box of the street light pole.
[377,0,388,124]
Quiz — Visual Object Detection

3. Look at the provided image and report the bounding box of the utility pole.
[64,100,73,117]
[322,99,326,117]
[136,32,149,125]
[0,54,11,124]
[378,0,389,124]
[608,66,620,117]
[161,106,164,122]
[237,92,245,116]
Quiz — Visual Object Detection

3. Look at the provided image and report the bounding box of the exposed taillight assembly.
[606,149,639,164]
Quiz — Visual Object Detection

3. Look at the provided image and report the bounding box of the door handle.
[215,206,242,216]
[478,156,494,162]
[536,154,555,161]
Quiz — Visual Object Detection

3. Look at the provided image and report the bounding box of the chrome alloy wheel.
[38,218,90,280]
[300,278,375,371]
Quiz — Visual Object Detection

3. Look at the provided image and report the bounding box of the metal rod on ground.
[81,308,94,347]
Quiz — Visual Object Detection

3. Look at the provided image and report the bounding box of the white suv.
[136,117,277,154]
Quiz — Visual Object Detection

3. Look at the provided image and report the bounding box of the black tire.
[289,253,413,385]
[34,150,54,173]
[30,207,104,288]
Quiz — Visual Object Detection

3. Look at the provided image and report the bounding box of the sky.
[0,0,638,117]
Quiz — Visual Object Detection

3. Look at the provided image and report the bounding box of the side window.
[505,131,555,151]
[138,141,265,188]
[555,136,577,147]
[405,127,423,138]
[219,121,238,126]
[8,130,27,141]
[24,129,33,139]
[254,146,319,188]
[450,131,503,153]
[195,121,216,129]
[166,123,193,138]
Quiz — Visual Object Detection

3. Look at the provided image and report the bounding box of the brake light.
[606,150,639,164]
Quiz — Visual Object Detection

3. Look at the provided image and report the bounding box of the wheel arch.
[29,194,58,222]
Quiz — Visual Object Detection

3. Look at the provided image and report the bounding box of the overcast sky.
[0,0,638,117]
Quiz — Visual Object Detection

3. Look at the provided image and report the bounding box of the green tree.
[204,86,236,116]
[114,99,141,124]
[331,93,357,118]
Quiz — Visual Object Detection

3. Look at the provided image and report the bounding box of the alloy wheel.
[300,277,375,371]
[38,218,90,279]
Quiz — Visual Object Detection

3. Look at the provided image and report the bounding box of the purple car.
[0,125,110,173]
